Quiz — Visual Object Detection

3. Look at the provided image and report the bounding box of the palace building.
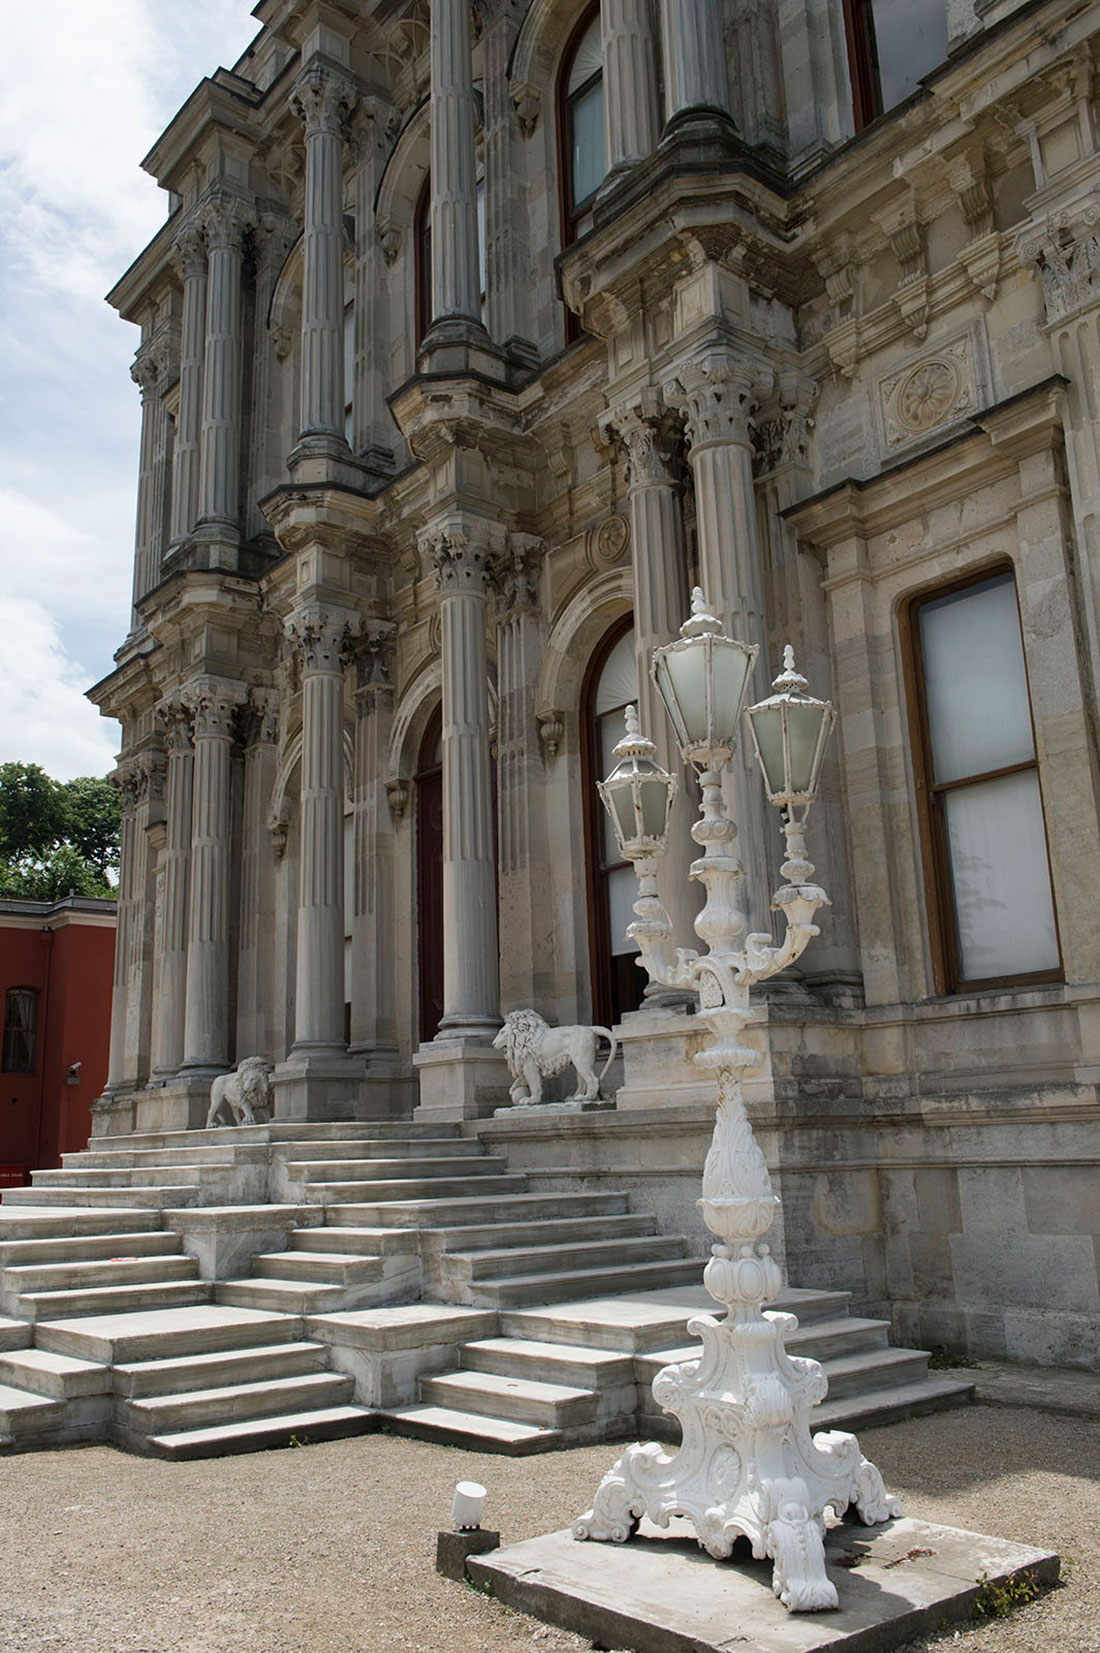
[87,0,1100,1377]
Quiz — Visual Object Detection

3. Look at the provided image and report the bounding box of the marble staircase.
[0,1121,974,1457]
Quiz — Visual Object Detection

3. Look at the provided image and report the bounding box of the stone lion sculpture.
[492,1010,618,1108]
[206,1056,274,1128]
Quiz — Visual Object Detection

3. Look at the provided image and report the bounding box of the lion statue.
[492,1010,618,1108]
[206,1056,274,1128]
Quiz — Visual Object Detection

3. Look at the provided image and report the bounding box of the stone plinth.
[271,1053,368,1122]
[412,1044,511,1121]
[164,1203,321,1279]
[134,1078,214,1135]
[468,1517,1058,1653]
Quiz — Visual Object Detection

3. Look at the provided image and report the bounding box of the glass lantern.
[652,589,758,768]
[597,704,677,859]
[745,646,835,808]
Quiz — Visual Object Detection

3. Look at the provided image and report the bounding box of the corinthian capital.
[419,520,493,598]
[255,211,299,279]
[600,398,683,488]
[170,219,207,281]
[490,535,543,617]
[156,692,195,754]
[130,346,160,401]
[1016,191,1100,326]
[352,619,397,703]
[291,62,357,138]
[199,190,255,254]
[284,603,361,673]
[181,676,247,740]
[666,350,773,452]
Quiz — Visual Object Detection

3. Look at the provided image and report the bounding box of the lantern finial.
[679,588,723,641]
[773,645,808,694]
[612,703,657,763]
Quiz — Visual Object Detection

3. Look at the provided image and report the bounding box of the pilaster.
[481,1,537,362]
[129,344,165,622]
[236,690,280,1062]
[248,214,298,537]
[151,695,195,1078]
[168,220,207,551]
[195,191,253,560]
[350,102,400,475]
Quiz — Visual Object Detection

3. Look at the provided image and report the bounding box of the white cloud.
[0,2,260,780]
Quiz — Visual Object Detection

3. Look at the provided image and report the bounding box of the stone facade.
[91,0,1100,1371]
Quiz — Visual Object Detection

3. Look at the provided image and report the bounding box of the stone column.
[657,0,733,138]
[605,400,698,965]
[168,221,207,550]
[285,603,359,1057]
[668,348,775,936]
[129,345,164,622]
[290,63,356,459]
[236,691,280,1061]
[196,192,252,551]
[126,753,165,1090]
[482,3,536,359]
[91,760,139,1133]
[151,697,195,1078]
[349,624,400,1063]
[350,102,399,472]
[427,0,484,339]
[491,536,553,1012]
[423,520,500,1041]
[600,0,661,184]
[181,678,243,1075]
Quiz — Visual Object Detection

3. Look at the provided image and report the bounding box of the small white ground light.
[451,1481,487,1530]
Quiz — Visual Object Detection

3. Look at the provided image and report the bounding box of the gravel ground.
[0,1406,1095,1653]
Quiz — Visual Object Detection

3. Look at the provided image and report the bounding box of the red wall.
[0,917,115,1176]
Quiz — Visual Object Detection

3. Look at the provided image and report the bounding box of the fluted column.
[129,345,163,622]
[482,3,535,356]
[196,192,252,546]
[490,537,552,1011]
[285,604,359,1054]
[606,402,699,968]
[127,752,165,1089]
[248,215,297,535]
[601,0,661,183]
[658,0,734,136]
[181,678,243,1073]
[290,63,356,457]
[152,698,195,1078]
[350,102,399,471]
[422,520,500,1041]
[96,762,138,1113]
[349,624,399,1061]
[668,349,774,935]
[169,221,207,548]
[427,0,484,338]
[236,692,280,1060]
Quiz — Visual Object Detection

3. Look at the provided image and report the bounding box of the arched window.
[559,8,606,248]
[582,620,647,1027]
[2,988,38,1074]
[843,0,947,129]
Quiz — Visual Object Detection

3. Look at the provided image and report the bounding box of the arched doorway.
[415,706,444,1042]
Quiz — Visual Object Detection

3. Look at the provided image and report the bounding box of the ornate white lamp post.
[574,590,901,1613]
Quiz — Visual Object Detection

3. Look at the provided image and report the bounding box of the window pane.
[920,574,1034,784]
[869,0,948,111]
[594,628,637,716]
[607,864,641,956]
[570,78,606,210]
[2,989,37,1074]
[567,16,603,94]
[942,771,1059,982]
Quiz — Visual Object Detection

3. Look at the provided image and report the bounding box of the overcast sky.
[0,2,262,780]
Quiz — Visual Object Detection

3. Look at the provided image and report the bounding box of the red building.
[0,897,116,1181]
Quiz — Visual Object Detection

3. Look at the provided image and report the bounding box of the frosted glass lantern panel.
[920,574,1034,785]
[656,647,708,747]
[942,771,1059,981]
[748,706,786,795]
[607,864,641,956]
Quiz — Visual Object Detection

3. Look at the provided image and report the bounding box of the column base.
[412,1043,512,1122]
[188,520,241,570]
[657,106,742,164]
[416,321,531,386]
[135,1078,217,1135]
[89,1089,137,1139]
[285,440,371,489]
[272,1049,368,1122]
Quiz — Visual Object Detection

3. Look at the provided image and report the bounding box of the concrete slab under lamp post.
[575,589,902,1614]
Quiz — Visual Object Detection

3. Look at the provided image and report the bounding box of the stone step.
[295,1226,413,1257]
[289,1155,507,1184]
[499,1285,855,1354]
[382,1403,560,1456]
[0,1207,163,1241]
[422,1368,598,1430]
[810,1375,975,1432]
[1,1185,202,1209]
[147,1403,375,1460]
[0,1382,65,1442]
[33,1164,231,1188]
[5,1255,196,1298]
[0,1348,109,1400]
[69,1122,453,1157]
[215,1278,359,1315]
[819,1346,932,1401]
[273,1138,484,1163]
[36,1304,304,1365]
[0,1317,32,1353]
[0,1231,183,1268]
[448,1235,688,1283]
[427,1214,657,1254]
[471,1257,704,1310]
[251,1251,384,1287]
[126,1370,354,1436]
[327,1190,631,1228]
[462,1337,636,1391]
[113,1340,331,1399]
[309,1174,529,1204]
[19,1280,212,1321]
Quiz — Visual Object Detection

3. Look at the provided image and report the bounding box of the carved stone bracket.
[511,81,541,136]
[537,710,565,760]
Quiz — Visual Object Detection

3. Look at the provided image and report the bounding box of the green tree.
[0,763,119,902]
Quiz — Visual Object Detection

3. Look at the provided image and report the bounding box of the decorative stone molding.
[876,328,985,453]
[666,351,772,451]
[536,710,565,760]
[885,213,930,341]
[1017,191,1100,326]
[290,61,357,138]
[585,514,630,572]
[284,604,361,673]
